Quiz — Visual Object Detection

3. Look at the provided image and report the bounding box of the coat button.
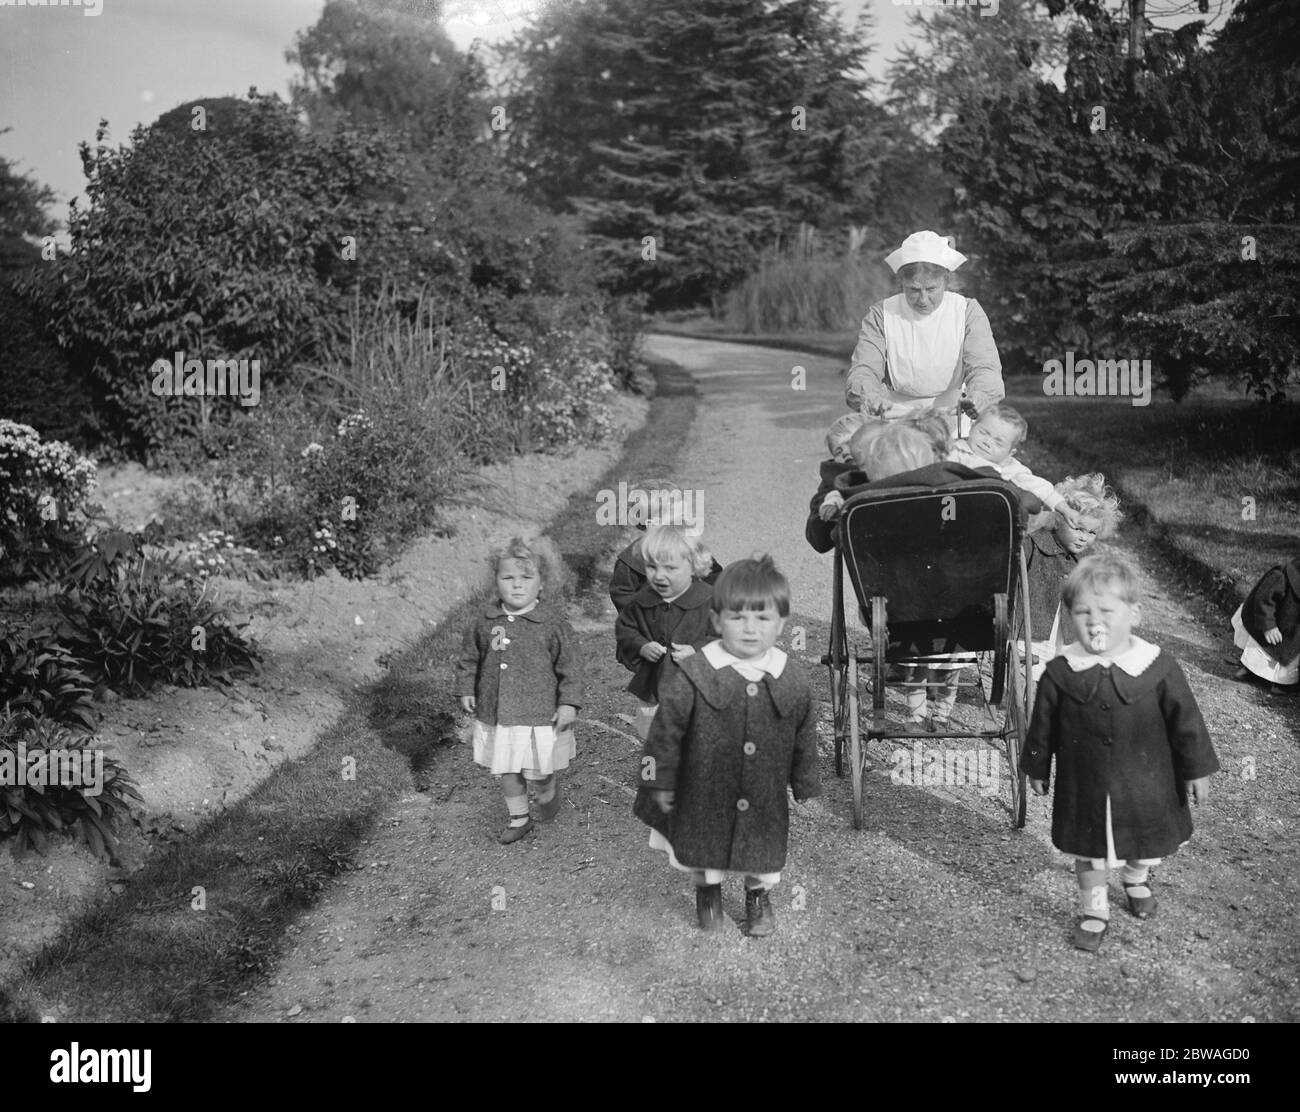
[1102,737,1111,746]
[500,662,508,670]
[746,683,759,696]
[1100,702,1110,710]
[507,615,515,622]
[736,799,749,811]
[743,742,756,756]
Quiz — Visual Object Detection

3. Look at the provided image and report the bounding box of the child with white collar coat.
[632,556,821,937]
[1024,554,1219,951]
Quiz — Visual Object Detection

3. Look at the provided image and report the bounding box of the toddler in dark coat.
[615,524,718,741]
[1230,555,1300,695]
[609,525,722,613]
[634,555,821,937]
[1025,554,1219,951]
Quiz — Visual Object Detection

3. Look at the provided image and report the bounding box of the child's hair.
[711,554,791,617]
[826,413,866,457]
[490,535,568,601]
[848,417,890,468]
[901,410,952,457]
[1062,552,1142,609]
[864,423,936,481]
[978,404,1029,448]
[640,523,714,578]
[631,480,693,532]
[1054,473,1124,539]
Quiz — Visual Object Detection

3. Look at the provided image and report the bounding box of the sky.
[0,0,1223,226]
[0,0,934,223]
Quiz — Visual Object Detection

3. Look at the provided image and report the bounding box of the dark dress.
[1241,560,1300,664]
[614,581,715,701]
[1023,647,1219,860]
[805,457,856,554]
[609,540,723,612]
[632,651,822,874]
[1022,527,1078,646]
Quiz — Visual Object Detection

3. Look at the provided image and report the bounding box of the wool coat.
[1023,648,1219,860]
[1241,560,1300,664]
[1022,527,1078,646]
[614,581,715,702]
[805,457,857,554]
[632,650,822,874]
[608,540,723,613]
[455,602,583,726]
[830,459,1002,503]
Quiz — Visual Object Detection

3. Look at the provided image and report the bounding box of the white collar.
[1061,636,1160,676]
[701,640,787,679]
[500,600,539,617]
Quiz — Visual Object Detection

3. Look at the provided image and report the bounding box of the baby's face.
[645,553,694,600]
[831,444,854,464]
[967,416,1019,464]
[496,557,541,611]
[1068,586,1140,657]
[712,604,786,661]
[1055,514,1102,555]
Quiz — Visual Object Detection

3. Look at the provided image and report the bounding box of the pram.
[823,476,1034,829]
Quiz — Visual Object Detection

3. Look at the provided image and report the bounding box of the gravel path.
[219,336,1299,1023]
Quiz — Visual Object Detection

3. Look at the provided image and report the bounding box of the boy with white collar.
[1024,554,1219,951]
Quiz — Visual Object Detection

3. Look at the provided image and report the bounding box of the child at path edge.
[1230,554,1300,696]
[633,556,821,936]
[1024,554,1219,951]
[456,536,583,844]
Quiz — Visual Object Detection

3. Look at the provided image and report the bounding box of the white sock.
[506,794,530,826]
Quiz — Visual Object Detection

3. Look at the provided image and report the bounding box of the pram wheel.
[847,655,864,830]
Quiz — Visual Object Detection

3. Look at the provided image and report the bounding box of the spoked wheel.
[848,655,865,830]
[828,551,849,778]
[1005,639,1030,829]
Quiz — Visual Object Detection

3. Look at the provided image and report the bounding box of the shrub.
[18,92,426,460]
[722,227,893,333]
[0,709,142,861]
[0,280,89,447]
[292,403,467,578]
[0,420,99,586]
[0,627,97,733]
[55,536,261,695]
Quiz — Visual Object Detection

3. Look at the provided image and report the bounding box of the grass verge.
[0,357,699,1023]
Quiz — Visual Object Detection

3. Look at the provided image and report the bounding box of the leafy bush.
[0,280,89,447]
[54,535,261,695]
[0,709,142,861]
[0,627,97,732]
[292,404,467,578]
[17,92,428,460]
[0,420,99,586]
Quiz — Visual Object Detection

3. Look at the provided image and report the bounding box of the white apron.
[880,291,970,436]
